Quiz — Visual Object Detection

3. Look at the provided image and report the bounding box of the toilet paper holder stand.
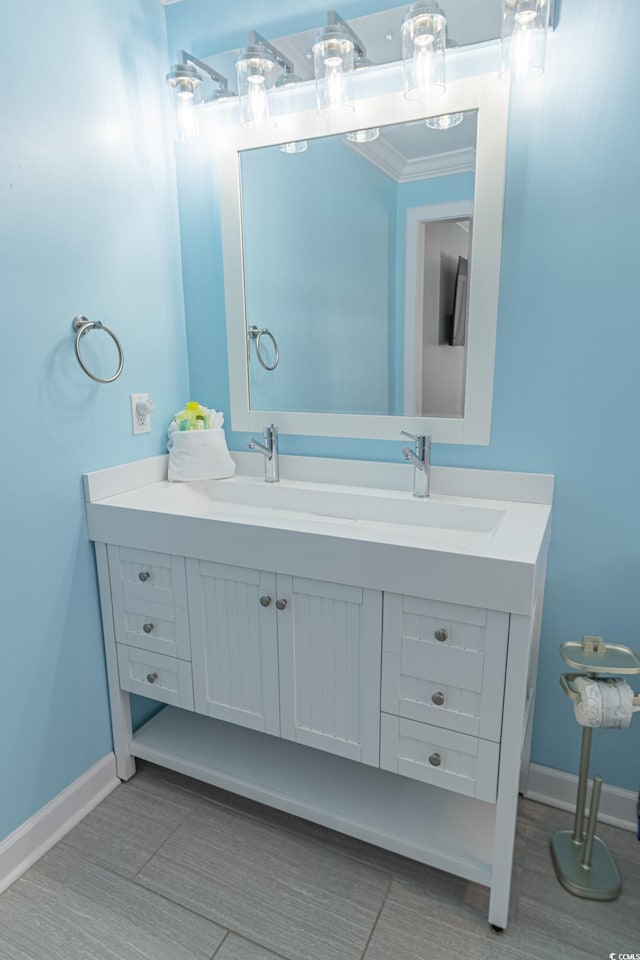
[550,636,640,901]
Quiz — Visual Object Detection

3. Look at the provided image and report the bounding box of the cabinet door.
[187,560,280,735]
[277,575,382,766]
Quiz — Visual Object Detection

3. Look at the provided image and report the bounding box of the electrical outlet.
[131,393,152,435]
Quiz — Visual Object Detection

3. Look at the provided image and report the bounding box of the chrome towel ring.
[72,315,124,384]
[248,324,279,371]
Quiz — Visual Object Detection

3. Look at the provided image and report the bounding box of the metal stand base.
[550,831,621,901]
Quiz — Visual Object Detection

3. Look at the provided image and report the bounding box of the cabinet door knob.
[138,571,151,582]
[431,691,445,706]
[429,752,441,767]
[143,623,154,634]
[146,672,158,684]
[275,598,288,611]
[434,627,448,642]
[259,595,272,607]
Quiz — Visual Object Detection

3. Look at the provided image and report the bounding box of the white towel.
[167,428,236,482]
[573,676,639,729]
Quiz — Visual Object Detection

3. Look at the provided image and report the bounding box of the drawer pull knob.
[143,623,154,634]
[429,752,442,767]
[146,672,158,684]
[259,596,272,607]
[434,627,448,642]
[138,571,151,582]
[275,598,288,611]
[432,691,445,706]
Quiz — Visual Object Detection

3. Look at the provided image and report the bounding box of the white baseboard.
[0,754,119,895]
[525,763,638,833]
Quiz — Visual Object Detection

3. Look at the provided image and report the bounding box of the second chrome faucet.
[401,430,432,498]
[248,424,279,483]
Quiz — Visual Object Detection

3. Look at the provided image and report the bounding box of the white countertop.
[85,455,552,615]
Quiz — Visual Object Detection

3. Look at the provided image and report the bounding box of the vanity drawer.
[112,595,191,661]
[108,545,187,608]
[381,652,504,741]
[380,714,498,802]
[383,594,508,679]
[117,645,194,710]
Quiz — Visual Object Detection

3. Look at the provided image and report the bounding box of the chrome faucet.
[400,431,431,498]
[248,424,279,483]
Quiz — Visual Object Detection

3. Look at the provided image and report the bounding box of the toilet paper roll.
[573,676,638,729]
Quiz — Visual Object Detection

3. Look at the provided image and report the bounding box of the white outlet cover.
[130,393,151,435]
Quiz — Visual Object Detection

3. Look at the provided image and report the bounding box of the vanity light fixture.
[166,50,234,142]
[425,111,464,129]
[401,1,447,101]
[500,0,551,82]
[312,11,364,115]
[236,32,294,129]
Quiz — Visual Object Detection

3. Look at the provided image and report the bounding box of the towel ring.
[72,315,124,384]
[248,325,279,371]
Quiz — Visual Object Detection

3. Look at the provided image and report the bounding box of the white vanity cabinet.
[181,560,382,764]
[276,576,382,766]
[86,458,553,932]
[186,560,280,735]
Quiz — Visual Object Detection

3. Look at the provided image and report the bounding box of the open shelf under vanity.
[131,706,496,887]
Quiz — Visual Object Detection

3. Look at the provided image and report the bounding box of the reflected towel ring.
[72,315,124,383]
[248,325,279,371]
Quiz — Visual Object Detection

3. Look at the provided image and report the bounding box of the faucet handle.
[400,430,431,447]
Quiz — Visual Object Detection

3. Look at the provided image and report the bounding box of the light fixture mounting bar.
[179,49,230,90]
[248,31,295,76]
[326,10,367,60]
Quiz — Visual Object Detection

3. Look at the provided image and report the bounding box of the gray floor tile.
[0,844,226,960]
[364,897,540,960]
[214,933,286,960]
[61,769,205,878]
[382,860,599,960]
[136,800,390,960]
[516,822,640,959]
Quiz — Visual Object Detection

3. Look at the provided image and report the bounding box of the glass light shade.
[346,127,380,143]
[236,46,277,129]
[425,112,464,130]
[312,25,355,115]
[500,0,550,82]
[402,1,447,100]
[280,140,308,154]
[166,64,203,142]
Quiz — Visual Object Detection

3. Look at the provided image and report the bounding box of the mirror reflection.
[240,110,477,418]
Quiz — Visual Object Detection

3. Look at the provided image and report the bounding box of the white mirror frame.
[219,71,509,443]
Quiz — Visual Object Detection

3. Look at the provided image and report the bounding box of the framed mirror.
[219,72,509,443]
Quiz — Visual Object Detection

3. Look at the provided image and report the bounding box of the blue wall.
[0,0,189,841]
[168,0,640,792]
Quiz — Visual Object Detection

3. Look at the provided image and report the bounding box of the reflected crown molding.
[345,138,476,183]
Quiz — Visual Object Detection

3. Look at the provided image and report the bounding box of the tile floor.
[0,762,637,960]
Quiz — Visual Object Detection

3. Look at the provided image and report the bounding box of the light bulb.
[176,97,198,142]
[401,3,446,100]
[312,27,355,115]
[325,56,347,109]
[512,10,538,82]
[247,74,268,125]
[500,0,549,82]
[414,34,435,91]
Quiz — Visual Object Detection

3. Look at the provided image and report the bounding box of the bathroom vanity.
[85,453,552,930]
